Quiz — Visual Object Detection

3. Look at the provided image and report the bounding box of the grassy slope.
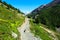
[30,19,60,40]
[0,5,25,40]
[30,20,53,40]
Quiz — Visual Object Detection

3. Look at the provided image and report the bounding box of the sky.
[2,0,52,14]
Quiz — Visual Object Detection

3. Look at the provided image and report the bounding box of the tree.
[17,9,21,13]
[3,1,8,5]
[0,0,2,3]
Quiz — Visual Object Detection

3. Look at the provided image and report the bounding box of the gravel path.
[18,18,40,40]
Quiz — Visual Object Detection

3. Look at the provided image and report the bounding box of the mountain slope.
[0,1,25,40]
[28,0,60,30]
[28,0,60,19]
[27,0,60,40]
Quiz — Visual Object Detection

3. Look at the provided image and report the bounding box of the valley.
[0,0,60,40]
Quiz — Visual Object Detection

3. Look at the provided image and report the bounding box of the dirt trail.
[18,18,40,40]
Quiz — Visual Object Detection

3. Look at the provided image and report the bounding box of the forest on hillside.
[27,0,60,40]
[27,0,60,31]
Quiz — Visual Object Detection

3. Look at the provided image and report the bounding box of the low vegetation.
[0,0,25,40]
[30,20,53,40]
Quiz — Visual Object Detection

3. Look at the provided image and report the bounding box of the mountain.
[28,5,45,19]
[28,0,60,19]
[46,0,60,7]
[31,0,60,14]
[31,5,45,13]
[27,0,60,30]
[27,0,60,39]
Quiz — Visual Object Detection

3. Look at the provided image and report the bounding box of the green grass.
[0,5,25,40]
[0,21,15,40]
[56,34,60,40]
[30,20,53,40]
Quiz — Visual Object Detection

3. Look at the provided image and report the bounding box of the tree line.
[0,0,22,13]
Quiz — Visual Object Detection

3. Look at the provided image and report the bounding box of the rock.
[12,31,17,38]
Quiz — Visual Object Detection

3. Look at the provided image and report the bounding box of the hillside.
[28,0,60,31]
[0,1,25,40]
[1,0,60,40]
[28,0,60,19]
[27,0,60,40]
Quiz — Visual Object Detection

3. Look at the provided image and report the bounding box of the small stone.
[12,31,17,38]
